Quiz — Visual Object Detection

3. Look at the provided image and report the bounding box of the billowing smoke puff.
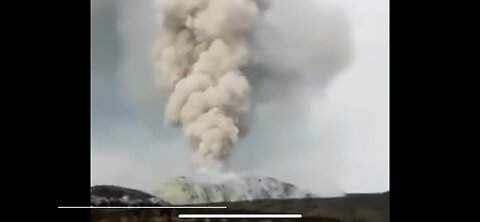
[153,0,270,170]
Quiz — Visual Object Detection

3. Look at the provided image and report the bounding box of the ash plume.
[109,0,353,195]
[152,0,270,170]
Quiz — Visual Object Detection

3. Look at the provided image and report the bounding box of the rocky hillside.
[152,174,314,204]
[91,185,389,221]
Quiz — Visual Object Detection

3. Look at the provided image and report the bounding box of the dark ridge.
[91,194,388,221]
[91,185,156,200]
[91,185,169,206]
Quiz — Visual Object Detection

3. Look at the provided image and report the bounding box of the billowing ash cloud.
[152,0,271,170]
[107,0,355,195]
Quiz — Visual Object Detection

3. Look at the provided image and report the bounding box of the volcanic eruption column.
[153,0,270,169]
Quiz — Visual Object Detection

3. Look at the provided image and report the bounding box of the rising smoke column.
[153,0,270,170]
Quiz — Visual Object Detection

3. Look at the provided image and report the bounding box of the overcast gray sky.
[91,0,389,195]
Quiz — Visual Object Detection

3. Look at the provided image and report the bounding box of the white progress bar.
[178,214,302,219]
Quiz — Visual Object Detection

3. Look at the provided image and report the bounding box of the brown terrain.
[91,192,389,222]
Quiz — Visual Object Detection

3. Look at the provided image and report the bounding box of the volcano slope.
[91,185,389,222]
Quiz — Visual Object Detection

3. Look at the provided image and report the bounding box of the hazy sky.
[91,0,389,195]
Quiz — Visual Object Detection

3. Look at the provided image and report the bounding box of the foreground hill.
[91,185,388,221]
